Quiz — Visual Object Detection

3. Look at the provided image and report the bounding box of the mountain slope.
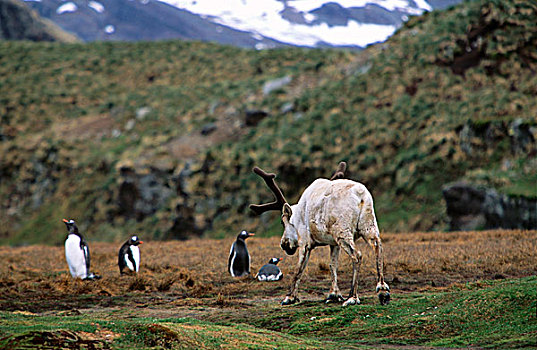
[0,0,535,244]
[0,0,78,42]
[23,0,462,48]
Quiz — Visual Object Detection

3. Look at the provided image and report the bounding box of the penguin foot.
[84,273,101,281]
[281,296,299,305]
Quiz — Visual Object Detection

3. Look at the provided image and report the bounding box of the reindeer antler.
[249,167,287,215]
[330,161,347,180]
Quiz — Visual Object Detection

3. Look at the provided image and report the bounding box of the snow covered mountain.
[23,0,461,48]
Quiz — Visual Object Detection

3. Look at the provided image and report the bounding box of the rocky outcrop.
[116,164,173,221]
[0,0,78,42]
[442,182,537,231]
[458,118,537,157]
[449,118,536,231]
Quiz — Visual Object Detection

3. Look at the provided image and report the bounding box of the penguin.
[255,258,283,281]
[118,235,143,274]
[63,219,100,280]
[228,230,254,277]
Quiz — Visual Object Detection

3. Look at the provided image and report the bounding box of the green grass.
[1,277,535,349]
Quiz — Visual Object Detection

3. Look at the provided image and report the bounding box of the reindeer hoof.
[325,294,345,304]
[378,291,391,305]
[281,296,299,305]
[342,297,360,306]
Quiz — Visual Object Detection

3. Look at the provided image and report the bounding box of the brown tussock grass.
[0,230,535,312]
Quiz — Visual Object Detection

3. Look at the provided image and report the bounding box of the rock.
[262,75,292,95]
[244,109,269,127]
[200,123,217,136]
[165,165,203,239]
[280,102,294,114]
[166,201,203,240]
[442,182,537,231]
[509,118,536,155]
[458,119,535,157]
[125,119,136,131]
[136,107,151,120]
[117,165,173,221]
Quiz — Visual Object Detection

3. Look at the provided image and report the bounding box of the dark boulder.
[117,165,173,221]
[442,182,537,231]
[244,110,269,127]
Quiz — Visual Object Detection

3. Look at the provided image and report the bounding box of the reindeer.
[249,162,390,306]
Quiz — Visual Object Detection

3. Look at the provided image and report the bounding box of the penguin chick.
[255,258,283,281]
[228,230,254,277]
[63,219,100,280]
[118,235,143,274]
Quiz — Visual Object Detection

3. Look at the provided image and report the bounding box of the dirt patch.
[0,330,113,350]
[167,114,245,161]
[51,114,116,141]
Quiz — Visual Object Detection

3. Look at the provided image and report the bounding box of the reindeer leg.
[338,237,362,306]
[372,237,390,305]
[325,245,344,303]
[282,246,311,305]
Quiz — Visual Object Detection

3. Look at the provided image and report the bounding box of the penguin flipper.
[80,240,91,277]
[228,243,236,277]
[126,248,137,272]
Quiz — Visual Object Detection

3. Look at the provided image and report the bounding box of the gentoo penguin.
[255,258,283,281]
[63,219,100,280]
[228,230,254,277]
[118,235,143,274]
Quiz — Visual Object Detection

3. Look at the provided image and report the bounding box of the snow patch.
[56,2,78,14]
[303,13,316,24]
[88,1,105,13]
[158,0,403,47]
[105,25,115,34]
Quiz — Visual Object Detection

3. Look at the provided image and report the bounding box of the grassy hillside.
[1,0,536,244]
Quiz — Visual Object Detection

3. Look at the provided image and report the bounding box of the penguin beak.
[62,219,69,223]
[278,258,283,261]
[248,233,255,237]
[139,241,144,244]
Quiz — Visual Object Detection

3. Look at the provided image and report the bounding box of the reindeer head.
[249,167,299,255]
[280,202,299,255]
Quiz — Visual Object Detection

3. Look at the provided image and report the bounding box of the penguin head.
[237,230,254,241]
[269,257,283,265]
[129,235,144,246]
[62,219,78,233]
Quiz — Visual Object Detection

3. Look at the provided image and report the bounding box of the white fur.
[279,178,389,304]
[65,234,87,279]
